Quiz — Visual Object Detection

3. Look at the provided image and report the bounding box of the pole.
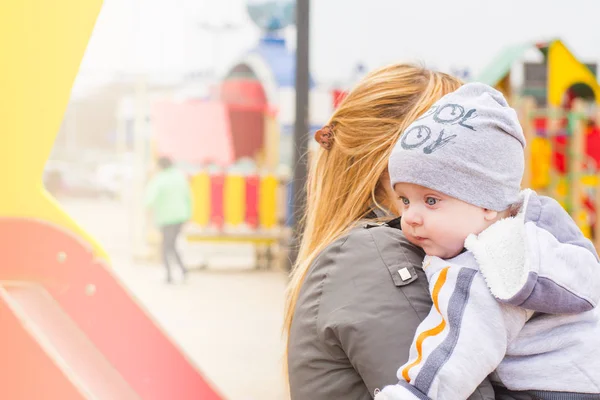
[132,74,149,261]
[288,0,310,269]
[570,100,586,234]
[519,97,536,189]
[594,107,600,250]
[131,0,150,261]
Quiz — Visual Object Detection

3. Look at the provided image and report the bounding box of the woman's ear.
[483,209,499,222]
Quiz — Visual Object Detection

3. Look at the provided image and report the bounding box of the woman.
[284,64,495,399]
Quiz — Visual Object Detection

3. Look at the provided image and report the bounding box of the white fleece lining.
[465,190,535,300]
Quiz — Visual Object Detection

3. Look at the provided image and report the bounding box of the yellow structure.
[0,0,107,259]
[224,173,246,227]
[190,172,211,226]
[547,40,600,106]
[259,174,278,229]
[529,137,552,188]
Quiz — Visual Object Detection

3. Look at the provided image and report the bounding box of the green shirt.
[144,167,192,227]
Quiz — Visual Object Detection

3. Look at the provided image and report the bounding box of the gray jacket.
[287,219,495,400]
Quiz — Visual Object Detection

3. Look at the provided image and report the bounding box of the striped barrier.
[186,171,288,269]
[189,171,285,232]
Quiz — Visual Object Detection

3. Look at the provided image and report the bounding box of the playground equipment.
[476,39,600,106]
[0,1,222,398]
[141,10,337,268]
[479,40,600,247]
[185,166,288,269]
[516,99,600,242]
[147,93,292,268]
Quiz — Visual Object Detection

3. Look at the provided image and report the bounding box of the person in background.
[145,156,192,283]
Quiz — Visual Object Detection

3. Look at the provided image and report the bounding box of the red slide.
[0,218,223,400]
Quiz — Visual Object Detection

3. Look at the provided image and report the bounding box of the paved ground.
[60,196,289,400]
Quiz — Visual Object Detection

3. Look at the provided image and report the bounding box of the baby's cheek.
[400,218,409,233]
[439,234,467,255]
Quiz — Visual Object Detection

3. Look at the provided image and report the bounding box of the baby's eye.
[399,196,410,205]
[426,197,438,206]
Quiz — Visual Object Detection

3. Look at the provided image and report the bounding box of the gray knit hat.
[388,82,525,211]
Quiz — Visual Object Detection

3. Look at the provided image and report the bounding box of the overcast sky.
[74,0,600,94]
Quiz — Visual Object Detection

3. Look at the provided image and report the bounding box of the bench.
[185,229,289,270]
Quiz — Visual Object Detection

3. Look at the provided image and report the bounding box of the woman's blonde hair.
[283,63,462,374]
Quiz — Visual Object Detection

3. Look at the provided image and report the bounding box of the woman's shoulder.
[295,219,431,343]
[305,220,426,298]
[322,220,424,271]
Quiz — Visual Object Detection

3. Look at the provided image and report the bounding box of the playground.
[3,0,600,399]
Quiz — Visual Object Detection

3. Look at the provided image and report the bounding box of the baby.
[376,83,600,399]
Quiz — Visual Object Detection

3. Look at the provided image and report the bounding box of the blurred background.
[43,0,600,399]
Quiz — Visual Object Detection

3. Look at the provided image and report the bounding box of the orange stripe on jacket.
[402,267,450,382]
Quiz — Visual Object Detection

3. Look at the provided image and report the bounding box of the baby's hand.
[374,390,391,400]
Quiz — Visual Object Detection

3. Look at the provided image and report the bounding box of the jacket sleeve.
[466,191,600,314]
[521,194,600,312]
[377,261,526,400]
[318,229,496,400]
[527,194,599,260]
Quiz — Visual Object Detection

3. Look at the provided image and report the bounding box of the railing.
[185,169,291,269]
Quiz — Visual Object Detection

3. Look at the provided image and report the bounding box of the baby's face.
[395,182,497,259]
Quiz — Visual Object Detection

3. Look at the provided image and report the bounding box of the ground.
[61,196,289,400]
